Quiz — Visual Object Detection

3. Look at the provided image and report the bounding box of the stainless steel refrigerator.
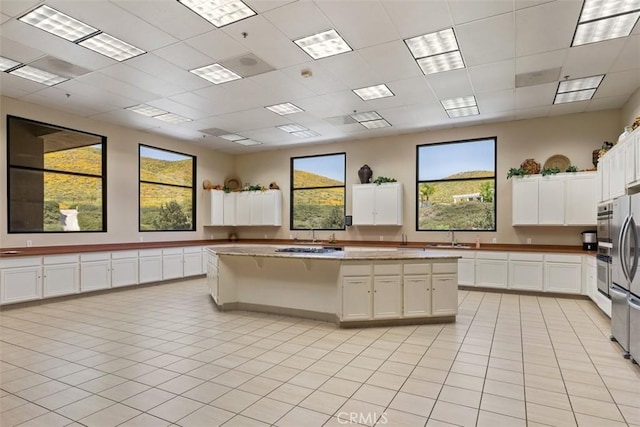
[612,194,640,362]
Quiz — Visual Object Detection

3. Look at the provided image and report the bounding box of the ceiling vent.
[515,67,562,88]
[199,127,230,136]
[28,55,92,79]
[220,53,274,78]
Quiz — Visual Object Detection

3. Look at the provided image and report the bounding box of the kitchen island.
[206,246,460,327]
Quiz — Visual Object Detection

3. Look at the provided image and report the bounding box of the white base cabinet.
[0,257,42,304]
[139,250,163,284]
[508,253,544,291]
[43,255,79,297]
[162,248,184,280]
[544,254,582,294]
[80,253,110,292]
[475,252,508,288]
[111,251,139,288]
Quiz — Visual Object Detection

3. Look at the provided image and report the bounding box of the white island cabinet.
[373,264,402,319]
[403,263,431,318]
[341,264,372,321]
[352,183,403,225]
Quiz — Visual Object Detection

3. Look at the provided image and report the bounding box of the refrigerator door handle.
[629,215,639,283]
[619,215,631,282]
[630,296,640,311]
[610,285,628,298]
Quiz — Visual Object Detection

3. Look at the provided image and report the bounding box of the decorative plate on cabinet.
[543,155,570,171]
[224,177,242,191]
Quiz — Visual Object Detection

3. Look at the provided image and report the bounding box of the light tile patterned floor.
[1,278,640,426]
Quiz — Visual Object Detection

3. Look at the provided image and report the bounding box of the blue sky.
[294,154,345,182]
[140,146,190,162]
[418,139,495,181]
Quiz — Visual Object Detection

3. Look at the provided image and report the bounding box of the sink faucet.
[449,230,455,246]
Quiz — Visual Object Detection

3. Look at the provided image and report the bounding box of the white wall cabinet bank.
[207,190,282,226]
[352,183,403,226]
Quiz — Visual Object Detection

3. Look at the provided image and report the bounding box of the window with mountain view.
[417,138,496,231]
[139,145,195,231]
[291,153,346,230]
[7,116,106,233]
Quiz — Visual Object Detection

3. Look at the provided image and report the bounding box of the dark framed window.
[416,137,496,231]
[139,145,196,231]
[291,153,346,230]
[7,115,106,233]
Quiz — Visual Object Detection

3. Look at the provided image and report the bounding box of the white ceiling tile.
[280,61,349,95]
[153,42,216,69]
[168,91,230,116]
[515,82,556,109]
[244,0,297,14]
[318,51,382,89]
[222,16,309,69]
[515,1,582,57]
[378,104,449,127]
[515,105,551,120]
[56,78,141,108]
[294,95,351,118]
[426,69,474,99]
[242,127,298,144]
[263,1,332,40]
[0,72,48,96]
[99,63,185,98]
[476,89,516,113]
[448,0,513,24]
[243,70,316,105]
[146,98,208,120]
[1,13,10,24]
[73,72,159,104]
[516,0,555,10]
[456,13,515,67]
[561,38,627,78]
[186,30,249,62]
[469,59,515,93]
[381,0,452,39]
[111,0,213,40]
[386,76,439,106]
[315,0,399,49]
[22,85,120,116]
[549,100,588,116]
[126,53,210,91]
[595,69,639,98]
[358,40,422,82]
[0,0,40,17]
[0,37,45,63]
[586,94,632,111]
[209,108,290,132]
[516,49,568,74]
[610,35,640,72]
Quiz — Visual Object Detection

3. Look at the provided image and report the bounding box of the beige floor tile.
[444,372,484,392]
[430,400,478,427]
[79,403,140,427]
[378,408,428,427]
[335,366,374,382]
[2,374,50,393]
[156,374,203,394]
[306,360,343,376]
[54,395,114,421]
[450,360,487,378]
[210,389,261,412]
[98,381,150,402]
[240,397,293,424]
[288,370,329,389]
[438,385,481,408]
[121,387,175,412]
[410,366,448,383]
[575,413,630,427]
[389,391,435,417]
[351,384,396,407]
[185,363,228,380]
[526,402,577,426]
[366,371,407,389]
[1,394,28,413]
[182,381,231,403]
[335,399,386,427]
[455,351,489,367]
[399,377,442,399]
[480,393,525,419]
[260,365,300,382]
[34,387,91,410]
[476,410,526,427]
[0,403,49,427]
[619,404,640,425]
[299,390,348,415]
[223,414,271,426]
[237,376,282,396]
[319,377,361,397]
[525,373,567,393]
[266,383,313,405]
[176,404,234,427]
[118,413,171,427]
[570,395,626,422]
[147,396,203,423]
[133,369,180,387]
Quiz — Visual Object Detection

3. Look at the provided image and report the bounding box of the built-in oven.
[597,203,612,243]
[597,253,611,297]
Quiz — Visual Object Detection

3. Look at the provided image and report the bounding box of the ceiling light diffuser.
[155,113,192,124]
[353,84,394,101]
[579,0,640,23]
[554,89,597,104]
[573,13,640,45]
[190,63,242,84]
[19,5,98,42]
[266,102,304,115]
[277,123,308,133]
[441,96,477,110]
[417,51,465,75]
[8,65,67,86]
[0,56,21,71]
[360,119,391,129]
[126,104,168,117]
[294,29,352,60]
[78,33,145,61]
[178,0,256,28]
[350,111,382,122]
[446,106,480,118]
[405,28,459,59]
[234,139,262,146]
[558,75,604,92]
[219,134,246,141]
[291,130,320,138]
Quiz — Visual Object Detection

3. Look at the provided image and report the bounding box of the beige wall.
[0,97,234,248]
[234,109,621,246]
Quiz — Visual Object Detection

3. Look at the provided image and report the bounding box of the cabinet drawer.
[509,252,543,262]
[403,263,431,275]
[374,263,401,275]
[162,248,183,256]
[112,250,138,259]
[80,252,110,262]
[139,249,162,257]
[432,262,457,274]
[476,251,508,260]
[44,255,79,265]
[342,264,371,276]
[0,257,41,269]
[545,254,582,263]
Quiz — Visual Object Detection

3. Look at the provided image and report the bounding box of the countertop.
[0,239,594,258]
[209,245,460,261]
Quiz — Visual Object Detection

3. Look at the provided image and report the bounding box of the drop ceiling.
[1,0,638,154]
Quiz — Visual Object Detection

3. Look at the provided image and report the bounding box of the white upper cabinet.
[207,190,282,226]
[352,183,403,226]
[512,172,597,226]
[609,144,626,199]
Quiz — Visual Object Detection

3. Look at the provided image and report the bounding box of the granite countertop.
[210,245,460,261]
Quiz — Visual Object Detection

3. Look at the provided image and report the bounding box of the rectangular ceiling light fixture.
[19,5,146,62]
[235,139,262,146]
[19,5,98,41]
[353,84,394,101]
[441,95,479,118]
[360,119,391,129]
[266,102,304,115]
[155,113,193,124]
[291,130,320,138]
[178,0,256,28]
[405,28,465,75]
[8,65,68,86]
[572,0,640,46]
[0,56,21,71]
[277,123,308,133]
[218,133,262,145]
[349,111,391,129]
[190,63,242,84]
[294,29,352,60]
[126,104,192,123]
[554,74,604,104]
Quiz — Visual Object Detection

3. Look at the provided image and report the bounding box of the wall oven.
[597,203,613,298]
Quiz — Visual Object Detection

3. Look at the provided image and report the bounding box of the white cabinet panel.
[538,175,564,225]
[209,190,225,226]
[260,190,282,226]
[458,259,475,286]
[609,144,625,199]
[565,173,597,225]
[475,259,508,288]
[432,274,458,316]
[163,254,183,280]
[600,155,611,203]
[1,265,41,304]
[512,176,539,225]
[235,192,252,226]
[111,258,138,288]
[625,133,636,186]
[44,260,79,297]
[352,183,403,226]
[373,276,402,319]
[139,254,162,284]
[403,275,430,317]
[341,276,372,321]
[223,193,236,225]
[80,261,110,292]
[183,251,202,277]
[545,261,582,294]
[509,260,543,291]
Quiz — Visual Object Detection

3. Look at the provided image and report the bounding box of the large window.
[139,145,195,231]
[7,116,106,233]
[417,138,496,231]
[291,153,346,230]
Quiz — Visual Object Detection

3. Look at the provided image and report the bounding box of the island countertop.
[209,245,461,261]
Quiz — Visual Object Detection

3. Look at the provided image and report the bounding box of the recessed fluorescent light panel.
[277,123,308,133]
[234,138,262,146]
[155,113,192,124]
[353,84,394,101]
[294,29,352,60]
[266,102,304,115]
[8,65,67,86]
[291,130,320,138]
[572,0,640,46]
[19,5,98,41]
[19,5,145,62]
[190,63,242,84]
[126,104,191,123]
[360,119,391,129]
[178,0,256,28]
[349,111,391,129]
[219,134,246,141]
[405,28,465,75]
[554,75,604,104]
[0,56,21,71]
[441,96,479,118]
[78,33,145,61]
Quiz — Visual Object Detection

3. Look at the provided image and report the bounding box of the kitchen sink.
[276,247,342,254]
[425,244,472,249]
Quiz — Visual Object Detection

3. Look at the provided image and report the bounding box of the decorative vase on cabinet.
[358,164,373,184]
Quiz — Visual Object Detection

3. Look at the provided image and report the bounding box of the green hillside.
[422,170,493,204]
[292,169,344,229]
[140,157,192,187]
